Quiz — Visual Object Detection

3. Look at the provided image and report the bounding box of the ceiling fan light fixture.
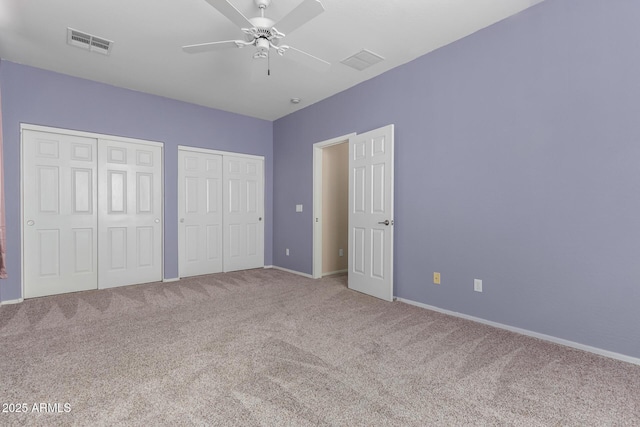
[253,37,270,58]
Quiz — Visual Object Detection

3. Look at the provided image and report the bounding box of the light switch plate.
[474,279,482,292]
[296,204,303,212]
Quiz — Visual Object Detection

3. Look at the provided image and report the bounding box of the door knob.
[378,220,390,226]
[259,217,262,221]
[154,218,160,223]
[27,220,35,226]
[180,218,185,223]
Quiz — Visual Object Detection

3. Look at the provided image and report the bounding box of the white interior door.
[223,155,264,272]
[348,125,394,301]
[98,139,162,288]
[178,149,223,277]
[22,130,98,298]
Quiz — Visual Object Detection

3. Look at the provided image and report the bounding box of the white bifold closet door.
[177,148,264,277]
[98,139,163,288]
[23,130,98,298]
[22,128,163,299]
[178,150,223,277]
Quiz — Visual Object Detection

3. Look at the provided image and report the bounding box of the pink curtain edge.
[0,83,7,279]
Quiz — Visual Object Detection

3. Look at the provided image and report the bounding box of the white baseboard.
[1,298,24,305]
[322,269,348,277]
[163,278,180,283]
[269,266,313,279]
[396,297,640,366]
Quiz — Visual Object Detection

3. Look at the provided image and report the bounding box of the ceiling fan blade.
[183,40,240,53]
[204,0,253,29]
[274,0,324,36]
[283,46,330,72]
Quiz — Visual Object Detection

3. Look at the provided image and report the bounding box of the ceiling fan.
[183,0,330,73]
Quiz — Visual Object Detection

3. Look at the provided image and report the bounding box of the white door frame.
[312,133,356,279]
[177,145,264,162]
[20,123,165,299]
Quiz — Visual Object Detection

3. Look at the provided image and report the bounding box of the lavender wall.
[273,0,640,358]
[0,61,273,301]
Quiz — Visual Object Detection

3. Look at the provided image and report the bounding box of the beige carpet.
[0,269,638,426]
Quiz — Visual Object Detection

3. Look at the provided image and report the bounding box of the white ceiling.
[0,0,543,121]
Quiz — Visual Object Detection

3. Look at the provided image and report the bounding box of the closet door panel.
[223,156,264,272]
[98,139,162,288]
[178,150,223,277]
[23,130,98,298]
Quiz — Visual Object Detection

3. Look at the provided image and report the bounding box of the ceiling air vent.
[340,49,384,71]
[67,28,113,55]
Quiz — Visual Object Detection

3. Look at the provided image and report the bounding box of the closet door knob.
[180,218,185,223]
[155,218,160,223]
[27,220,35,226]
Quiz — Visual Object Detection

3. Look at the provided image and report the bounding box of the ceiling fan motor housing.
[249,17,277,35]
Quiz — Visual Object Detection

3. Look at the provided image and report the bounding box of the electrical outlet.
[339,248,344,257]
[474,279,482,292]
[433,272,441,285]
[286,248,290,256]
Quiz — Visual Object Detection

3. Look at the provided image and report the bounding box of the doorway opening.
[312,133,355,279]
[313,125,395,300]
